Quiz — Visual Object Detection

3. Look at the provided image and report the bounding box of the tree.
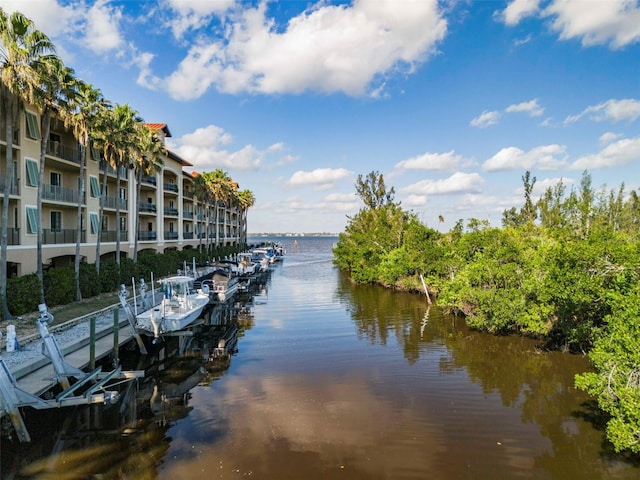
[93,103,141,271]
[355,171,396,210]
[201,169,234,250]
[0,8,55,318]
[30,55,74,304]
[132,125,165,263]
[193,173,211,254]
[237,189,255,246]
[63,80,109,299]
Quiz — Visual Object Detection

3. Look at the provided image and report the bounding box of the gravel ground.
[0,300,144,374]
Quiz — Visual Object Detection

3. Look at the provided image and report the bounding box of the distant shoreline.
[248,233,339,237]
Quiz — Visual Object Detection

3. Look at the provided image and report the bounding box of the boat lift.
[0,304,143,443]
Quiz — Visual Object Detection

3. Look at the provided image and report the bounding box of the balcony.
[164,207,178,216]
[47,140,81,164]
[99,230,128,242]
[103,196,127,210]
[142,175,157,186]
[138,231,157,241]
[183,211,194,220]
[183,190,193,199]
[43,184,85,204]
[0,174,19,195]
[140,203,157,213]
[7,228,20,245]
[163,182,178,193]
[183,232,194,240]
[43,229,85,245]
[164,231,179,240]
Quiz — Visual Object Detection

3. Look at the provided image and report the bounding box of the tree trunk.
[74,143,87,301]
[1,99,15,319]
[37,110,52,305]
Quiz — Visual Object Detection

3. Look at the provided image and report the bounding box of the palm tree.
[132,124,165,263]
[93,103,141,270]
[202,169,234,250]
[0,8,55,318]
[237,189,255,247]
[192,172,211,254]
[30,56,75,304]
[63,80,109,299]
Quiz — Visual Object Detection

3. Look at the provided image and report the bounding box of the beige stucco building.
[1,109,244,276]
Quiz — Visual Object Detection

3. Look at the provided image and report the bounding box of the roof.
[144,123,172,137]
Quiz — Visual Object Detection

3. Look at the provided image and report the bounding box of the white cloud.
[163,0,235,39]
[83,0,125,54]
[564,98,640,124]
[570,136,640,170]
[483,144,568,171]
[395,150,471,171]
[544,0,640,48]
[470,110,501,128]
[505,98,545,117]
[599,132,622,144]
[168,124,278,171]
[0,0,76,37]
[401,172,484,195]
[287,168,353,188]
[154,0,447,99]
[402,194,428,207]
[499,0,541,26]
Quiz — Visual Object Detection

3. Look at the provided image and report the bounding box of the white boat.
[202,268,239,303]
[237,252,259,275]
[120,275,211,338]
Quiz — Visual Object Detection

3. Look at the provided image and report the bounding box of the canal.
[1,235,639,478]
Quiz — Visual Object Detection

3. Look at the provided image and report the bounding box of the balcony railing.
[183,232,194,240]
[7,228,20,245]
[0,174,19,195]
[163,182,178,193]
[139,203,157,213]
[142,175,157,186]
[183,190,193,199]
[103,196,127,210]
[164,207,178,216]
[99,161,127,178]
[183,211,193,220]
[43,184,85,204]
[164,231,179,240]
[43,229,85,245]
[47,140,81,164]
[138,231,157,241]
[99,230,128,242]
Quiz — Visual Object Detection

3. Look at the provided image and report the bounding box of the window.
[91,145,101,161]
[50,171,61,187]
[90,212,99,234]
[89,176,100,197]
[50,211,62,232]
[169,200,175,209]
[119,187,126,200]
[25,111,41,140]
[26,207,38,234]
[25,159,39,186]
[101,215,108,231]
[169,222,175,233]
[120,217,126,232]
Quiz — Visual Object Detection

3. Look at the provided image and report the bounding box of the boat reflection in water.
[0,297,255,479]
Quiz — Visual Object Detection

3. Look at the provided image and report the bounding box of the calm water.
[2,236,638,479]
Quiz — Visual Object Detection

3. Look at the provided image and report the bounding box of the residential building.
[0,109,244,277]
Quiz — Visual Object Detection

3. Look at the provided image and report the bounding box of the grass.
[1,292,121,339]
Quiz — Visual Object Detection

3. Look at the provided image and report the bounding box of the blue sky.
[2,0,639,233]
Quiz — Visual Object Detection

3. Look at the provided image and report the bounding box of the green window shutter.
[91,146,101,161]
[25,159,39,186]
[90,212,99,234]
[25,111,41,139]
[26,207,38,234]
[89,176,100,197]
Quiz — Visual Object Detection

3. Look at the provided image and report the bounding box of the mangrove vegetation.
[333,170,640,455]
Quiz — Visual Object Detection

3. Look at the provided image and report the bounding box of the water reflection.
[0,280,266,480]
